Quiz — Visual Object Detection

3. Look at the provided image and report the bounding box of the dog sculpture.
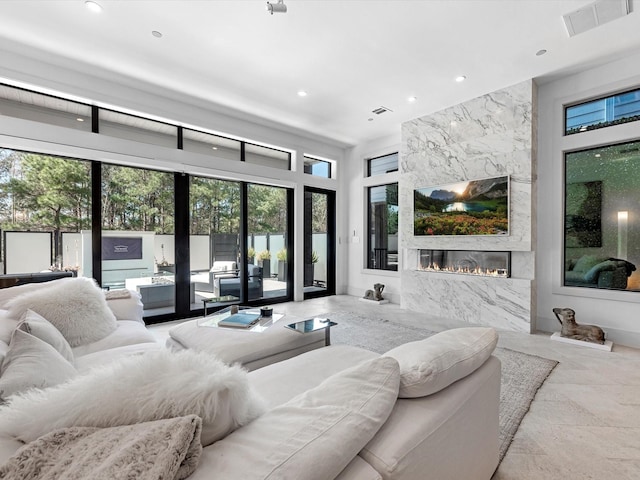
[363,283,385,301]
[552,307,605,344]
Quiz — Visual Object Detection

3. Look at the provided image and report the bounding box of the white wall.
[537,50,640,348]
[343,134,401,303]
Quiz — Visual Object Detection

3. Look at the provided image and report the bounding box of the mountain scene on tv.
[414,176,509,236]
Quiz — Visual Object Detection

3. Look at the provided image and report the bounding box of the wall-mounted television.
[414,176,509,236]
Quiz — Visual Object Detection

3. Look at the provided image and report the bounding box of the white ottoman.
[166,319,326,371]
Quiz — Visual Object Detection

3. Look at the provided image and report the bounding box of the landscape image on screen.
[414,176,509,236]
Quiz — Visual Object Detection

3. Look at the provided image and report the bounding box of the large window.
[565,87,640,135]
[0,149,92,277]
[564,140,640,291]
[101,165,175,313]
[0,83,305,318]
[367,183,398,271]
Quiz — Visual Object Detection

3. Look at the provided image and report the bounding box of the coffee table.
[285,317,337,347]
[166,309,328,371]
[201,295,240,316]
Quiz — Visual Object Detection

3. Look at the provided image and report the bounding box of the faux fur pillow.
[5,277,117,347]
[0,349,266,446]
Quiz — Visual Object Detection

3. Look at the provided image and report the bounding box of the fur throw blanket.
[0,415,202,480]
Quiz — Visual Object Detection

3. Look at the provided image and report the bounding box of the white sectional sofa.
[0,278,501,479]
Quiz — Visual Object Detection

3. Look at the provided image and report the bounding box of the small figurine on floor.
[552,307,605,344]
[363,283,385,301]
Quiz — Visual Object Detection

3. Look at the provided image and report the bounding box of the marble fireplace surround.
[399,80,536,333]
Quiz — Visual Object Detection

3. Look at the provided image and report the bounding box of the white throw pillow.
[0,310,18,346]
[205,356,400,480]
[383,327,498,398]
[5,277,117,347]
[0,329,77,400]
[17,310,74,363]
[0,349,266,446]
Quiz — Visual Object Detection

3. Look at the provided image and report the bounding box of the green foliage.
[0,151,92,232]
[311,250,319,263]
[189,177,240,235]
[247,247,256,260]
[256,249,271,261]
[414,212,508,236]
[101,165,174,234]
[277,247,287,262]
[248,184,287,234]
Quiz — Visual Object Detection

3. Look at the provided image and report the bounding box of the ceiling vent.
[372,106,393,115]
[563,0,630,37]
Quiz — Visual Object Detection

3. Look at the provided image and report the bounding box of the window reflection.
[564,141,640,290]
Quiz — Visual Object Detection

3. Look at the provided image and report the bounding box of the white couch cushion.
[0,329,76,399]
[72,320,157,358]
[335,456,383,480]
[0,349,266,446]
[0,310,18,346]
[383,327,498,398]
[5,277,117,347]
[210,261,236,273]
[74,342,162,374]
[194,357,399,480]
[18,310,73,363]
[104,289,144,323]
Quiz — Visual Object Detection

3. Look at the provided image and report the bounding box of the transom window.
[565,87,640,135]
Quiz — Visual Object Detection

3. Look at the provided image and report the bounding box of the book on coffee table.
[218,312,261,329]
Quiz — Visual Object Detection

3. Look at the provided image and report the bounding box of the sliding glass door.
[101,164,175,315]
[247,184,291,302]
[304,187,335,299]
[189,176,241,310]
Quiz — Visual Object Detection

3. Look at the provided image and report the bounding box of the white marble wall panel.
[402,270,531,333]
[400,80,535,253]
[399,80,536,332]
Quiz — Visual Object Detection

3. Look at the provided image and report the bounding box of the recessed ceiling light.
[536,49,547,56]
[212,146,218,150]
[84,1,102,13]
[76,118,85,122]
[408,96,417,103]
[455,75,466,83]
[152,31,163,38]
[297,90,308,97]
[595,153,601,157]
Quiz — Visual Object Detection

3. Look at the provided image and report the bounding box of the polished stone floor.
[149,295,640,480]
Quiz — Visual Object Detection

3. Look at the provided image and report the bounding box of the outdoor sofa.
[192,261,263,299]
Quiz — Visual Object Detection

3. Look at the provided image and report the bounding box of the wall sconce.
[618,211,628,259]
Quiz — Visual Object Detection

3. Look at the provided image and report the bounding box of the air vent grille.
[372,106,393,115]
[563,0,629,37]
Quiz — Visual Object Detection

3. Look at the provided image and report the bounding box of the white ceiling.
[1,0,640,147]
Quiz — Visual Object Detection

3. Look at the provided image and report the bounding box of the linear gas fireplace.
[418,250,511,278]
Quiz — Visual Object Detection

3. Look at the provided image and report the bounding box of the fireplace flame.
[421,262,508,277]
